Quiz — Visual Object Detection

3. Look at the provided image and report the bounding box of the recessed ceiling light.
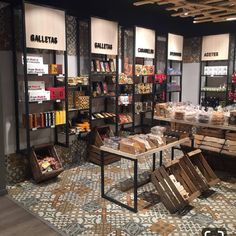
[226,17,236,21]
[184,12,189,16]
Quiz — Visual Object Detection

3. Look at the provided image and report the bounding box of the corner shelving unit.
[199,60,229,107]
[13,2,69,156]
[199,34,235,107]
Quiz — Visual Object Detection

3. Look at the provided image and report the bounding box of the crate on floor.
[30,144,64,183]
[151,157,201,214]
[89,145,120,166]
[186,149,220,187]
[152,166,188,214]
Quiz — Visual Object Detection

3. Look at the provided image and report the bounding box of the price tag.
[59,74,64,77]
[32,128,37,131]
[56,99,61,103]
[38,101,43,104]
[51,125,55,128]
[38,73,43,77]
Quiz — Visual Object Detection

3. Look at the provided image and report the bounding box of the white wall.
[182,63,200,104]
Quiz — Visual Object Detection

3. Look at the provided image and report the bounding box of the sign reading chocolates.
[25,3,66,51]
[168,33,183,61]
[135,27,155,59]
[91,17,118,55]
[201,34,229,61]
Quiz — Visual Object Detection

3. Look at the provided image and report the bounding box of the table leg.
[133,159,138,212]
[101,151,105,197]
[152,153,156,171]
[171,147,174,161]
[101,153,138,213]
[160,151,163,166]
[191,137,194,149]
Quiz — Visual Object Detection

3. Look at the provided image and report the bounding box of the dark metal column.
[0,61,7,196]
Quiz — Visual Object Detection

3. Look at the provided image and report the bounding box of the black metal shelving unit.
[228,34,236,105]
[119,26,135,134]
[166,60,183,102]
[13,1,69,156]
[165,33,183,103]
[199,34,235,107]
[154,34,168,104]
[87,18,119,136]
[134,27,156,133]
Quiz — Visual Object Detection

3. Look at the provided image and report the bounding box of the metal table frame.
[100,137,189,213]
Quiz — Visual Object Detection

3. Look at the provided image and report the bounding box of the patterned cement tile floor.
[7,153,236,236]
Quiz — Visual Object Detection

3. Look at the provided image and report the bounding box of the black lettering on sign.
[170,52,182,57]
[94,42,112,50]
[30,35,58,44]
[138,48,154,54]
[204,52,219,57]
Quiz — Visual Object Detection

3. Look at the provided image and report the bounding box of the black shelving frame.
[119,26,135,134]
[166,34,183,103]
[154,34,168,104]
[87,17,119,136]
[199,34,235,107]
[13,1,69,157]
[133,25,157,132]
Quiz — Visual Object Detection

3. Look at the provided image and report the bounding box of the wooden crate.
[151,166,189,214]
[225,131,236,141]
[30,144,64,183]
[89,145,120,166]
[93,126,113,147]
[179,156,209,192]
[165,159,201,200]
[186,149,220,187]
[221,140,236,157]
[199,136,225,153]
[197,127,225,139]
[151,157,202,214]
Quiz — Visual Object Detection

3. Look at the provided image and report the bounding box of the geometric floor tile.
[121,221,146,236]
[150,219,176,235]
[7,156,236,236]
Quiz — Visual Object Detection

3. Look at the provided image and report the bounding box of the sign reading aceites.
[201,34,229,61]
[91,17,118,55]
[25,3,66,51]
[168,33,183,61]
[135,27,155,59]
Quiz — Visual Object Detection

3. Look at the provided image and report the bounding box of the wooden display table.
[100,137,190,213]
[154,116,236,132]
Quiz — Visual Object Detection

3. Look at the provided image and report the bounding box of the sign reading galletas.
[91,17,118,55]
[168,33,183,61]
[25,3,66,51]
[135,27,155,59]
[201,34,229,61]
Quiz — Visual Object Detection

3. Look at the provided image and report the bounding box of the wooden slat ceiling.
[134,0,236,23]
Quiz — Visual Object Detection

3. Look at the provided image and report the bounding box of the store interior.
[0,0,236,236]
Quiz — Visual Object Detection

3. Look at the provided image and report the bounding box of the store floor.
[0,196,59,236]
[7,153,236,236]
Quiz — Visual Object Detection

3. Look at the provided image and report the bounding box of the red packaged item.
[47,87,65,100]
[232,73,236,84]
[155,73,166,83]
